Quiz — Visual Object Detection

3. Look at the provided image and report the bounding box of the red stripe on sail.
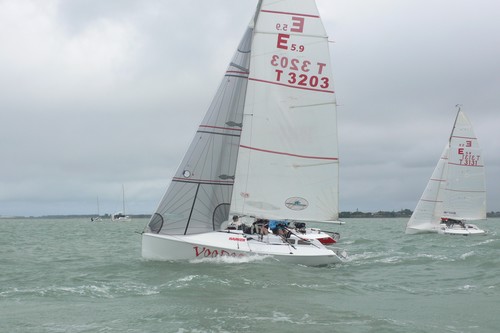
[260,9,320,19]
[451,135,477,140]
[448,162,484,167]
[240,145,338,161]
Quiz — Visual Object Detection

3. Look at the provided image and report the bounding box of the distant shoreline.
[2,210,500,219]
[0,214,152,219]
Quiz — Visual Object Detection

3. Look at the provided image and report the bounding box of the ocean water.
[1,217,498,333]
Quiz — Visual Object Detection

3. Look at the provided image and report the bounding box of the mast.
[449,104,462,144]
[122,185,126,215]
[253,0,263,26]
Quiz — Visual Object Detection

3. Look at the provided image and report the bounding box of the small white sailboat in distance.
[142,0,347,265]
[406,106,486,235]
[111,185,132,221]
[90,196,102,222]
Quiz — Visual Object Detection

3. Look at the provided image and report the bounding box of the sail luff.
[253,0,264,26]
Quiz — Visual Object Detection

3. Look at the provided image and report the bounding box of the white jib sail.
[231,0,339,222]
[406,146,448,234]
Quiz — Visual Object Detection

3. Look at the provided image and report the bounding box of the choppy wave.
[1,282,160,299]
[1,217,499,333]
[189,254,271,265]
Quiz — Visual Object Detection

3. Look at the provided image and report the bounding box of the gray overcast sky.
[1,0,499,217]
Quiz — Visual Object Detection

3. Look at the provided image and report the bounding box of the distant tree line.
[339,209,413,218]
[339,209,500,218]
[4,211,500,219]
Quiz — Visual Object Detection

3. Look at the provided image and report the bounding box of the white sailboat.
[111,185,132,221]
[90,196,102,222]
[142,0,347,265]
[405,107,486,235]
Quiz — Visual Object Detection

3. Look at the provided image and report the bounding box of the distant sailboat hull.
[438,223,486,236]
[111,213,131,222]
[142,231,346,266]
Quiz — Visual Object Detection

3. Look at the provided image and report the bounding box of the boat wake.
[189,254,272,265]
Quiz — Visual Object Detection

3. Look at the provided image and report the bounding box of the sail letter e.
[291,17,305,33]
[277,33,290,49]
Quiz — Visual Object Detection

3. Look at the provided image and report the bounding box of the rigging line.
[449,106,461,143]
[282,235,296,253]
[315,229,341,236]
[183,183,201,235]
[285,228,320,249]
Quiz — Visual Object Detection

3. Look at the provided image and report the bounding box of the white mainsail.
[406,109,486,234]
[231,0,339,223]
[146,28,253,235]
[442,111,486,220]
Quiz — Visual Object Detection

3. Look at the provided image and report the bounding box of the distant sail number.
[458,149,481,166]
[271,55,330,89]
[457,140,480,166]
[275,17,305,34]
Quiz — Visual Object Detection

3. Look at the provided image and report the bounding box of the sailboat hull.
[438,223,486,236]
[142,232,346,266]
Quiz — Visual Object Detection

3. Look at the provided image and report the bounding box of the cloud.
[0,0,499,216]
